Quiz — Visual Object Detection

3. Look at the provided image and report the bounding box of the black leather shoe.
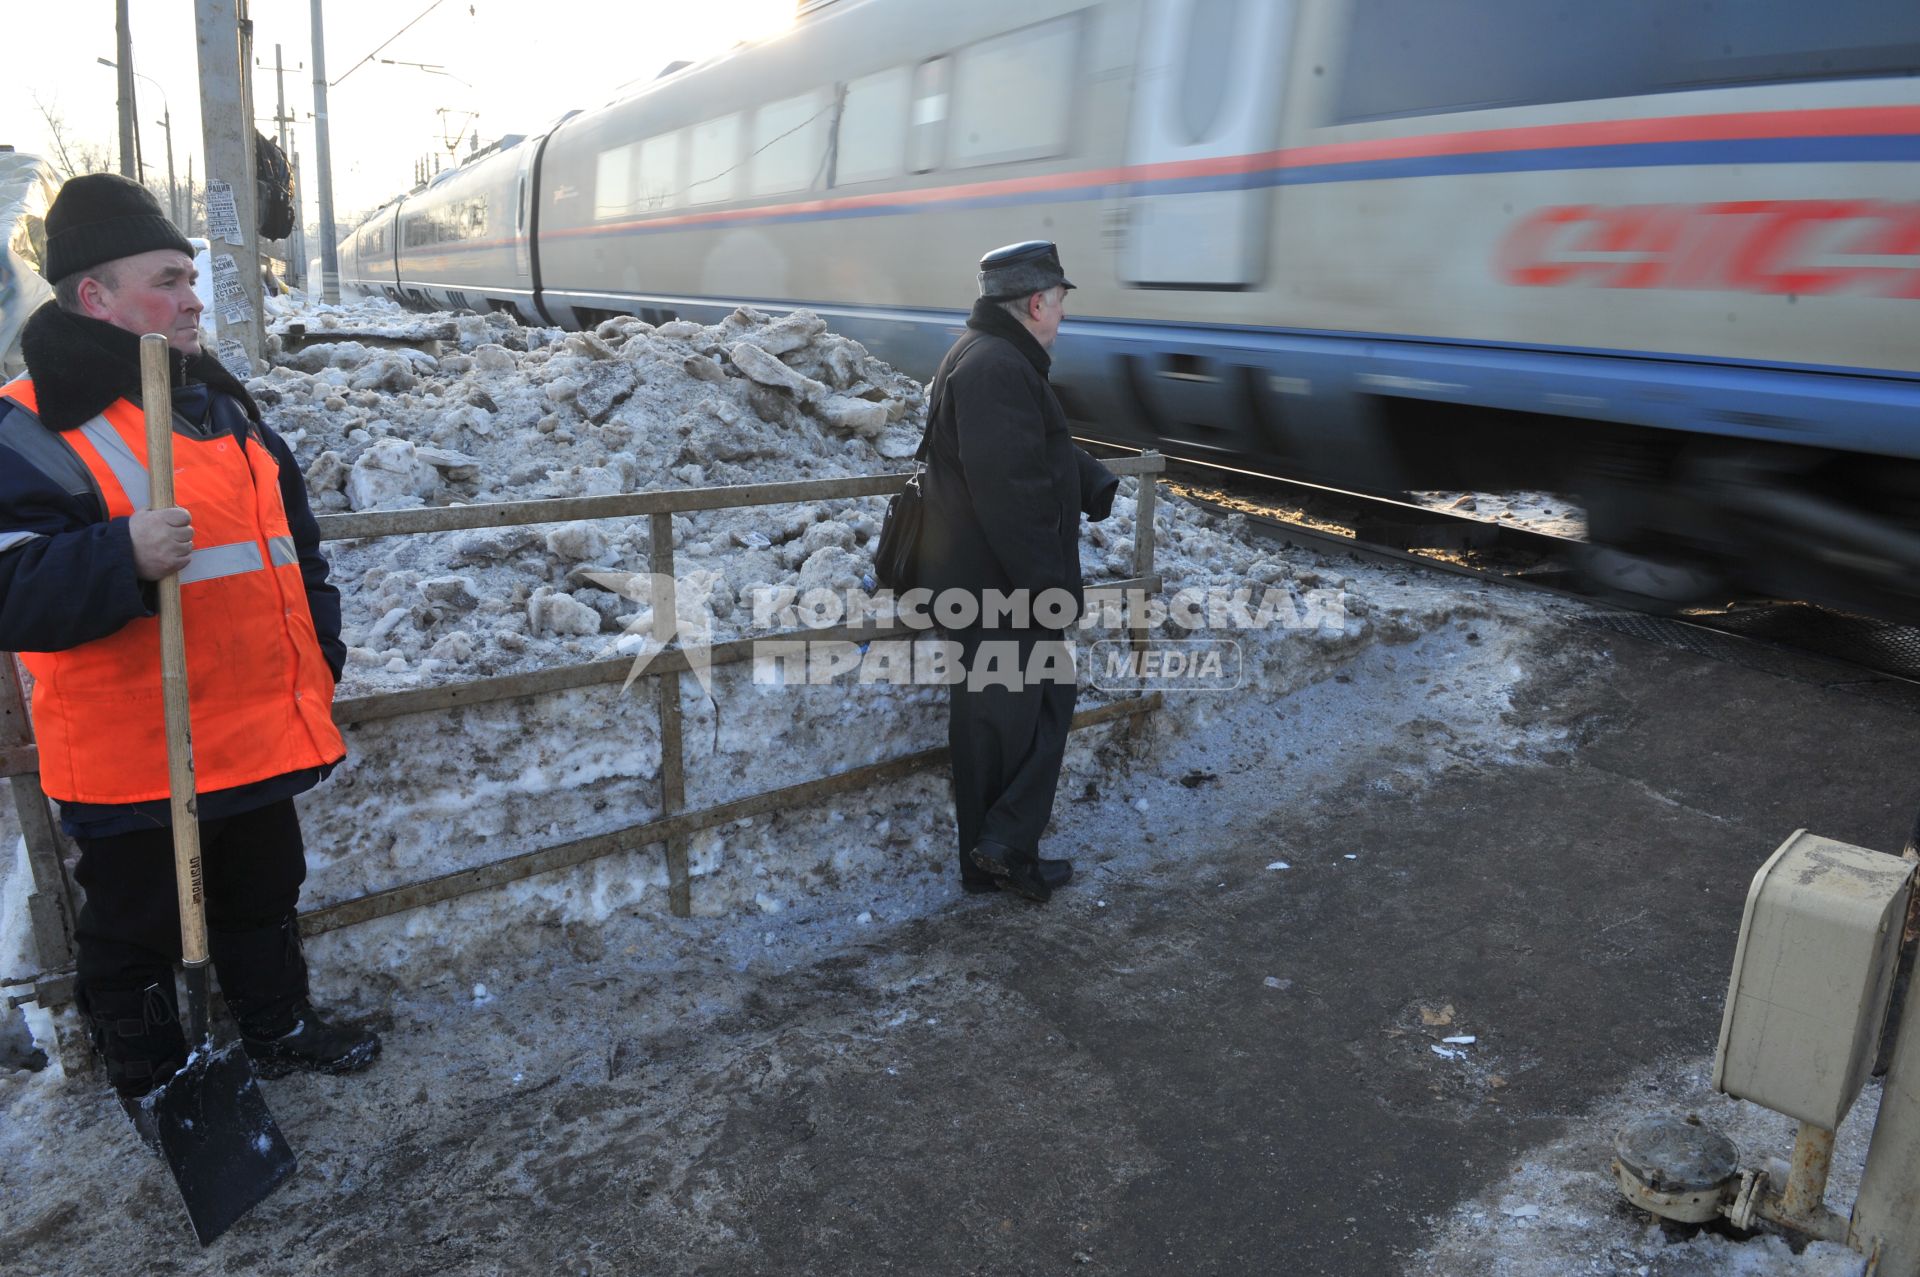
[240,1003,382,1079]
[963,859,1073,895]
[969,841,1052,904]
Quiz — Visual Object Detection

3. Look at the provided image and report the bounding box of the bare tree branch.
[31,94,114,178]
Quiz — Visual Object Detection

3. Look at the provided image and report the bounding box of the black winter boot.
[80,980,188,1101]
[211,915,381,1079]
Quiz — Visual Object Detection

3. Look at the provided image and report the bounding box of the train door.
[513,154,534,283]
[1119,0,1290,288]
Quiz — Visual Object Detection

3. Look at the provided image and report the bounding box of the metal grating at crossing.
[1580,607,1920,714]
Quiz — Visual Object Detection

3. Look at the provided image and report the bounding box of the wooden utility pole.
[310,0,340,302]
[114,0,138,178]
[194,0,264,376]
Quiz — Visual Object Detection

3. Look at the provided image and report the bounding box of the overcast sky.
[4,0,799,224]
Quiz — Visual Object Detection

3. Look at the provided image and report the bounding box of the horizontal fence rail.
[6,452,1167,1010]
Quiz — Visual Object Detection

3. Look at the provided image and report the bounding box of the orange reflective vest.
[0,380,345,805]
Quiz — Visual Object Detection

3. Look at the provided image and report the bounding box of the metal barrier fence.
[3,452,1165,1014]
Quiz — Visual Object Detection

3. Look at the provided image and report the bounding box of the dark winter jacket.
[0,302,343,835]
[916,298,1118,628]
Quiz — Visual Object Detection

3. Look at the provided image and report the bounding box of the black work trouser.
[946,626,1077,882]
[72,798,309,1005]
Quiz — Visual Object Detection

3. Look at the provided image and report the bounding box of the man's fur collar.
[17,302,261,431]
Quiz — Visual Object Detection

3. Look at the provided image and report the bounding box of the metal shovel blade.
[140,1040,298,1245]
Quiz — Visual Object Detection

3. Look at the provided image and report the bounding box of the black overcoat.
[915,299,1117,625]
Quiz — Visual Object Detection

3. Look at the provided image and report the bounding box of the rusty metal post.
[1778,1123,1837,1224]
[0,657,75,979]
[649,513,690,918]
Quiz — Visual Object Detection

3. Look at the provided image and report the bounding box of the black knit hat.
[43,173,193,284]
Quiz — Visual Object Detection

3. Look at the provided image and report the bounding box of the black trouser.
[946,626,1077,882]
[72,798,308,1005]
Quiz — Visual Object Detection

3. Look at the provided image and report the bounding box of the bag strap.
[914,361,953,465]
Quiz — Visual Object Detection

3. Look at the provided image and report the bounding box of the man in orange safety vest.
[0,174,378,1124]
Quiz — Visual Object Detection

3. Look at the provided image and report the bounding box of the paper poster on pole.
[216,338,253,381]
[205,181,244,245]
[210,254,253,326]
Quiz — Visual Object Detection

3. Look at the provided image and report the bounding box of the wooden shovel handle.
[139,334,208,969]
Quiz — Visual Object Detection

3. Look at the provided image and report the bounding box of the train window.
[688,114,743,204]
[835,66,913,186]
[948,14,1079,169]
[595,144,636,220]
[749,89,831,197]
[1334,0,1920,122]
[638,132,684,211]
[908,57,951,175]
[1179,0,1240,145]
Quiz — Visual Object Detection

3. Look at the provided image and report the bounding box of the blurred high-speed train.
[338,0,1920,616]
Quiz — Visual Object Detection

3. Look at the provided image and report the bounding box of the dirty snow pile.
[261,298,930,688]
[240,294,1429,980]
[5,291,1563,1017]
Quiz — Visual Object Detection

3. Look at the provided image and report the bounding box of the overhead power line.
[331,0,449,86]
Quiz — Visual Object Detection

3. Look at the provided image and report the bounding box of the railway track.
[1086,443,1920,709]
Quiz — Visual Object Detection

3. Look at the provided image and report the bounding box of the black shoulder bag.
[872,420,932,592]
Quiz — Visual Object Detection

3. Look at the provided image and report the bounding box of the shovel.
[133,332,298,1245]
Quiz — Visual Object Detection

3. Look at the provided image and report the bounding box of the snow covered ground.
[0,294,1882,1272]
[1415,1056,1876,1276]
[1408,489,1588,540]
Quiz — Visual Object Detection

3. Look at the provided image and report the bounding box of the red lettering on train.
[1497,201,1920,297]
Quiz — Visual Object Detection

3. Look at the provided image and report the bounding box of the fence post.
[1127,453,1161,743]
[0,657,76,981]
[649,513,691,917]
[1129,452,1160,648]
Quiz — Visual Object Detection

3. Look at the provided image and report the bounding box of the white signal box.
[1714,831,1914,1130]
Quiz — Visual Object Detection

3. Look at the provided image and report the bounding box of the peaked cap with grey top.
[977,240,1075,300]
[42,172,193,285]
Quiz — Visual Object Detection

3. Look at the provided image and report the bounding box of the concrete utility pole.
[114,0,138,178]
[98,58,179,225]
[158,105,178,228]
[310,0,341,302]
[290,149,308,291]
[271,43,301,289]
[195,0,264,374]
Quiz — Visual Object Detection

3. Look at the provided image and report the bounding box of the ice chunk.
[344,438,436,510]
[815,394,889,438]
[729,341,827,403]
[413,446,482,482]
[545,522,608,563]
[528,587,603,637]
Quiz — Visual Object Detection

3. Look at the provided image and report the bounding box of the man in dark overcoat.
[916,241,1118,903]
